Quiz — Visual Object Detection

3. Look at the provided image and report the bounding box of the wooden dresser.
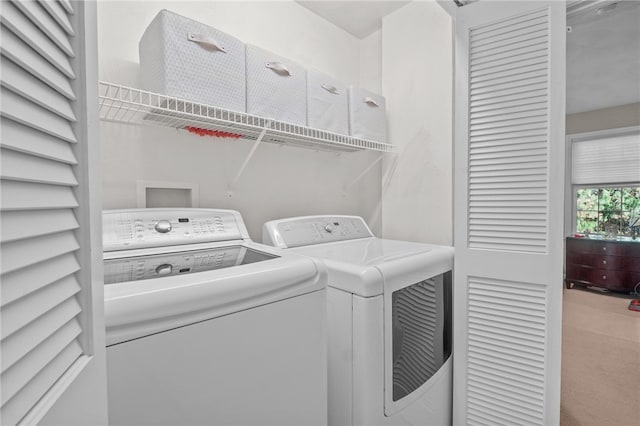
[565,237,640,292]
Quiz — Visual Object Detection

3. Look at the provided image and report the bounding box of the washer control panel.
[269,216,373,248]
[103,209,244,251]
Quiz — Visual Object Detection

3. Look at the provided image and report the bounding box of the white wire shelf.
[98,81,394,153]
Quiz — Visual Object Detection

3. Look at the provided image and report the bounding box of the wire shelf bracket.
[227,121,272,197]
[343,152,388,193]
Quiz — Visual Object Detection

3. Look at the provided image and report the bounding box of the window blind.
[0,1,87,425]
[571,131,640,185]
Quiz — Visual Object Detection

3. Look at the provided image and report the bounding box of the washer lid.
[103,245,278,284]
[292,238,454,297]
[104,242,326,346]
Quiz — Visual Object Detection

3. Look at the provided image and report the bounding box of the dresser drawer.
[566,252,640,270]
[628,242,640,258]
[566,239,628,256]
[630,256,640,272]
[566,265,639,291]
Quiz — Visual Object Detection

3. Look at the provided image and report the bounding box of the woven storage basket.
[246,45,306,125]
[348,86,387,143]
[139,10,246,112]
[306,69,348,135]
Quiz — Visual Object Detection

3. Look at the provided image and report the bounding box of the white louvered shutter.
[454,2,565,425]
[1,1,107,425]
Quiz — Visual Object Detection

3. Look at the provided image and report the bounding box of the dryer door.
[391,275,451,401]
[378,251,453,417]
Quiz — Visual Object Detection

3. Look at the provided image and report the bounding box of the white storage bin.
[348,87,387,143]
[139,10,246,112]
[306,69,349,135]
[246,45,306,125]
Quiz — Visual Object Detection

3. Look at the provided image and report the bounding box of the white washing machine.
[263,215,453,426]
[103,208,327,426]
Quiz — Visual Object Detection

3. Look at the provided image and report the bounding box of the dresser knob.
[603,260,607,265]
[602,275,607,280]
[602,247,607,251]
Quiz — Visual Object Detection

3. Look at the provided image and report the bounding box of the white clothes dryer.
[263,215,453,426]
[103,209,327,426]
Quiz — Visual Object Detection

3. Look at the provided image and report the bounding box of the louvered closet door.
[453,2,565,425]
[0,1,107,425]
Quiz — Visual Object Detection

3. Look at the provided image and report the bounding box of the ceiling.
[566,1,640,114]
[296,0,640,114]
[296,1,410,39]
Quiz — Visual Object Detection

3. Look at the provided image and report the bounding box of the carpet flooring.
[560,287,640,426]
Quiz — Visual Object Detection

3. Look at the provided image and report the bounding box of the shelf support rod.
[344,152,386,192]
[382,153,399,193]
[228,121,271,196]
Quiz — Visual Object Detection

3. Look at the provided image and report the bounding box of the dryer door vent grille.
[392,272,452,401]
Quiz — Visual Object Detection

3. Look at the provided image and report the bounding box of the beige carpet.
[561,287,640,426]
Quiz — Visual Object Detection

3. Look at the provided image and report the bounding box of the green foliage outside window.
[576,187,640,235]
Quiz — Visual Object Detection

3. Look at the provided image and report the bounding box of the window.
[575,186,640,235]
[569,127,640,237]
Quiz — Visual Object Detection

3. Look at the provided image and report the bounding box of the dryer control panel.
[263,215,374,248]
[103,209,246,252]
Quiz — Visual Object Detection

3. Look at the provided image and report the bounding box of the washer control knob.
[154,220,172,233]
[324,223,335,233]
[155,264,173,276]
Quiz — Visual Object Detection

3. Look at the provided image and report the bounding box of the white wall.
[380,1,453,245]
[566,102,640,135]
[97,1,383,241]
[359,30,382,94]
